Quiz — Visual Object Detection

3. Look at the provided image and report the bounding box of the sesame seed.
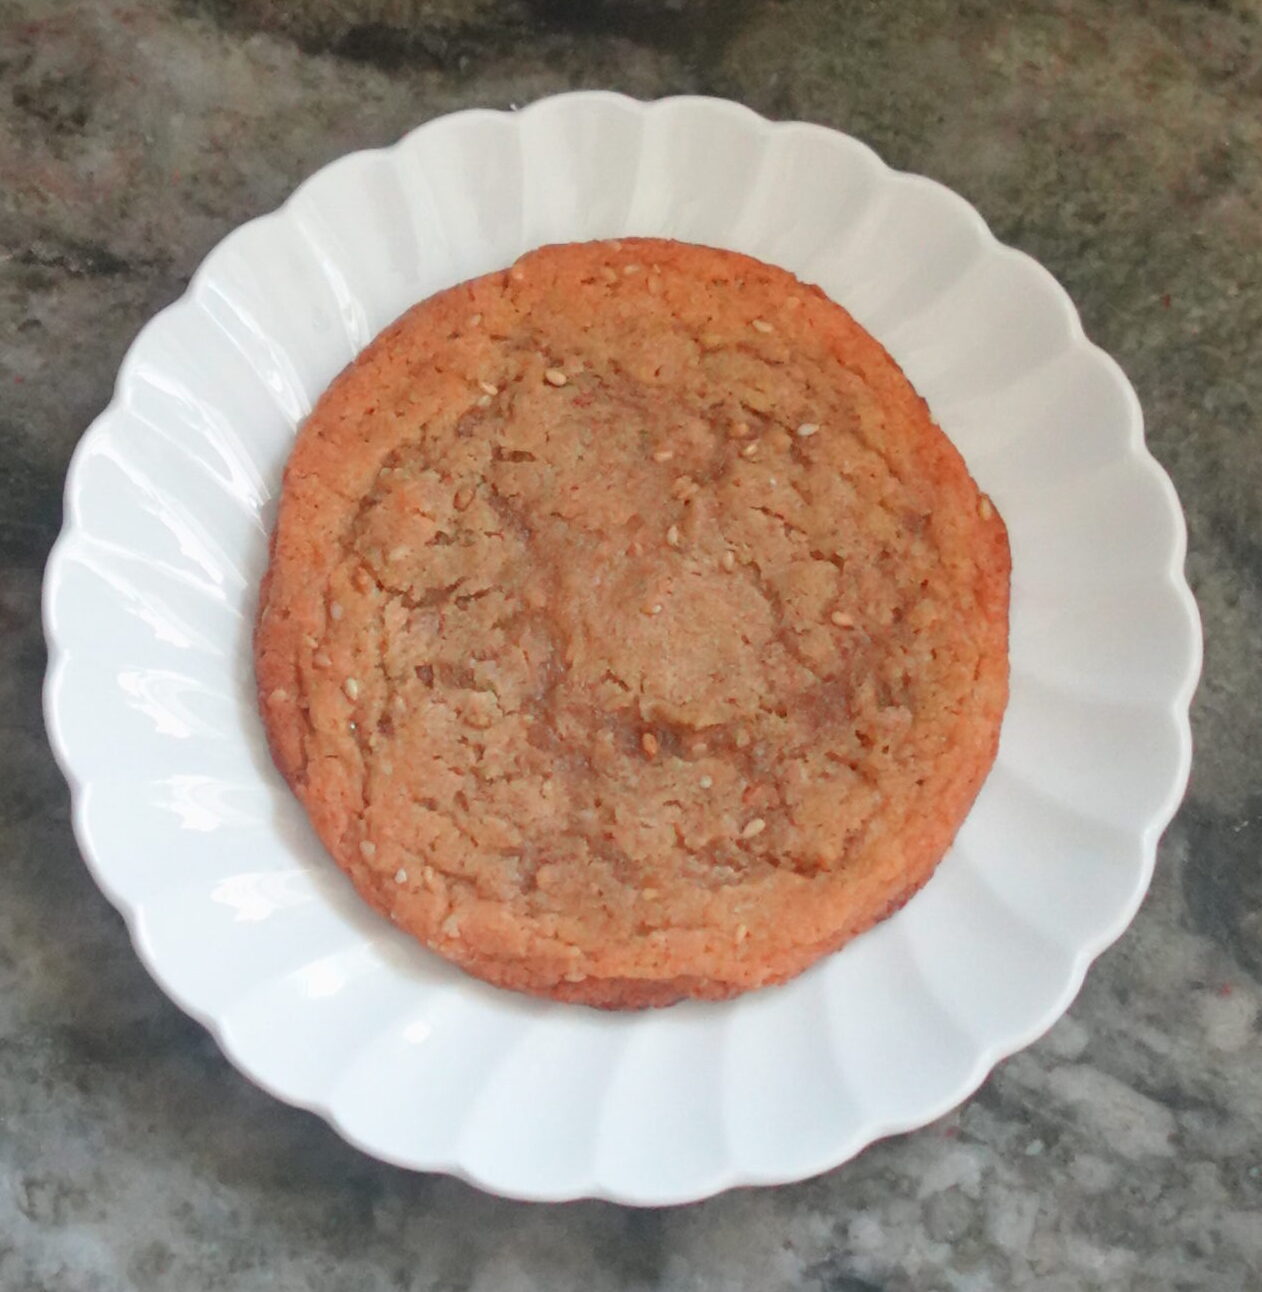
[478,380,498,396]
[729,421,751,438]
[831,610,854,628]
[690,740,709,757]
[734,728,751,748]
[721,550,737,572]
[653,448,675,462]
[785,296,802,310]
[601,266,618,284]
[609,240,623,252]
[666,524,681,548]
[623,263,642,275]
[795,422,820,438]
[741,817,766,839]
[359,840,376,859]
[740,441,760,458]
[476,394,493,408]
[441,913,462,937]
[268,688,288,704]
[388,544,409,562]
[454,484,474,511]
[641,731,659,757]
[313,652,332,668]
[979,496,994,520]
[751,318,774,333]
[642,601,663,616]
[344,677,360,701]
[464,704,493,729]
[699,775,713,789]
[642,887,659,900]
[543,368,568,386]
[510,266,525,282]
[329,601,344,621]
[735,923,749,941]
[395,867,408,884]
[469,313,482,327]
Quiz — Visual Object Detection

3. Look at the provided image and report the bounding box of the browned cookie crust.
[255,238,1010,1008]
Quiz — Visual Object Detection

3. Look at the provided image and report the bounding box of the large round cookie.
[255,238,1010,1009]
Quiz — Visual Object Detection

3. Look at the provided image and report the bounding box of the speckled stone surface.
[2,1,1259,1288]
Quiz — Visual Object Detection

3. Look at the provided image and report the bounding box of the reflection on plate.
[43,93,1200,1205]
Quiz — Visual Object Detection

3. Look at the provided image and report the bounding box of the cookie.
[255,237,1010,1008]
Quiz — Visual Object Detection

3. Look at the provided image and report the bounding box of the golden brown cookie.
[255,238,1010,1008]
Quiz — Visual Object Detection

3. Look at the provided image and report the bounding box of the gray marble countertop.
[3,2,1260,1288]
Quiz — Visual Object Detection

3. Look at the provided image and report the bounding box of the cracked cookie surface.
[254,238,1010,1008]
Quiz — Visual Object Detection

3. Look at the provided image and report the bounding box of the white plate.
[43,93,1201,1205]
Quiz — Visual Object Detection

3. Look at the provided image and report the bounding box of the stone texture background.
[2,1,1260,1288]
